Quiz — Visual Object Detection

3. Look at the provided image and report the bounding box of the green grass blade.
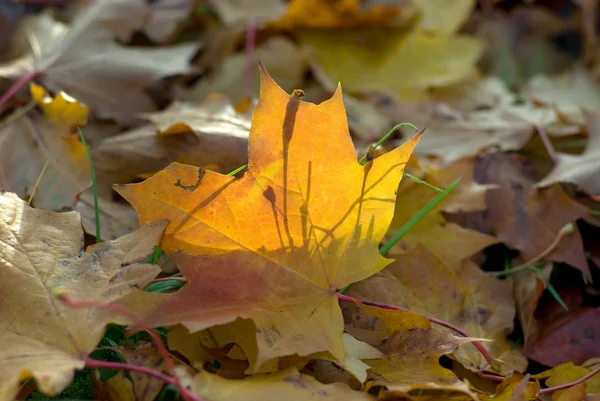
[492,260,548,277]
[358,123,418,165]
[378,177,461,257]
[78,127,101,243]
[338,176,461,294]
[403,172,443,192]
[150,246,164,265]
[227,164,248,176]
[144,279,186,293]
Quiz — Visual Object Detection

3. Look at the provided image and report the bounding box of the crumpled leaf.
[365,327,479,400]
[533,360,600,401]
[0,2,197,124]
[302,29,484,102]
[348,245,527,374]
[116,67,421,370]
[0,191,167,400]
[177,366,375,401]
[536,110,600,195]
[0,83,90,210]
[449,153,591,277]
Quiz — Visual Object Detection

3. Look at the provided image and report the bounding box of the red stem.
[0,71,38,108]
[244,18,257,99]
[58,294,194,401]
[336,293,500,371]
[540,366,600,394]
[477,371,505,381]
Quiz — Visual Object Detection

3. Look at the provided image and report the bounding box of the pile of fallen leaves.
[1,0,600,400]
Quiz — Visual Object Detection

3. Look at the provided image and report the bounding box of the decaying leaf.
[449,153,591,277]
[0,84,90,210]
[0,191,167,400]
[0,2,197,124]
[365,328,479,399]
[348,245,527,374]
[116,67,421,370]
[388,169,498,268]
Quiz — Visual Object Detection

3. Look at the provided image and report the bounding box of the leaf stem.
[336,293,501,372]
[0,71,38,107]
[58,293,193,401]
[77,127,101,242]
[85,356,177,385]
[358,123,419,165]
[540,366,600,394]
[378,177,461,256]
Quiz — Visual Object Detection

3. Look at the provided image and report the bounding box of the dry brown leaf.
[0,191,167,400]
[365,328,479,400]
[0,84,90,210]
[388,168,498,268]
[0,4,197,124]
[449,153,591,277]
[348,245,527,374]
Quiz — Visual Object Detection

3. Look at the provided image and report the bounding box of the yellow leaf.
[30,83,88,127]
[116,67,421,370]
[0,192,167,400]
[365,328,479,400]
[177,366,375,401]
[301,29,484,101]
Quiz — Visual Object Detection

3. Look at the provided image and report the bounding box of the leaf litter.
[1,1,600,400]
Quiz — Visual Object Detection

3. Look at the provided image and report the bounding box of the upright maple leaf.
[0,191,167,400]
[117,67,421,370]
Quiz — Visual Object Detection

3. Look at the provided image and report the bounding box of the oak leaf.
[116,67,421,370]
[0,83,90,210]
[0,191,167,400]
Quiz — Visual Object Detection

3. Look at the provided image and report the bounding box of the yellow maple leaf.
[116,67,421,371]
[0,192,167,400]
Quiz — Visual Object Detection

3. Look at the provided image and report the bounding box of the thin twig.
[336,293,501,371]
[540,366,600,394]
[477,372,505,381]
[58,294,194,401]
[502,223,573,275]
